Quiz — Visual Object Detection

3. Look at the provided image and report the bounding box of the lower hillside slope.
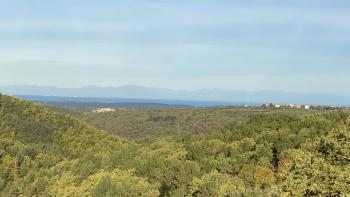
[1,93,350,196]
[0,94,78,143]
[0,94,157,196]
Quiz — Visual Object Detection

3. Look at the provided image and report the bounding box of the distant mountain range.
[0,85,349,106]
[14,95,251,108]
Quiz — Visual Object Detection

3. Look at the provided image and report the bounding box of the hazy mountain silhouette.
[0,85,348,106]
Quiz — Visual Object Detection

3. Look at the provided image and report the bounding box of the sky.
[0,0,350,94]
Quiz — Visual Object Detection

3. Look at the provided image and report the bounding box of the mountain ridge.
[0,85,349,106]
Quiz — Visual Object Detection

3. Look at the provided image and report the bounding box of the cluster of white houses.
[91,108,116,113]
[263,103,311,110]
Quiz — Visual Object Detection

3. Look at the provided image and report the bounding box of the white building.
[92,108,116,113]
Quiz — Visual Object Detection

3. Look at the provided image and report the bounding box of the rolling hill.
[1,93,350,196]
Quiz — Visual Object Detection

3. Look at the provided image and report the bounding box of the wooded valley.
[1,94,350,196]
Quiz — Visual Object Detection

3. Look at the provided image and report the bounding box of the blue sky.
[0,0,349,93]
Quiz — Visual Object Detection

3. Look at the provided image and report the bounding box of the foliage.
[1,94,350,196]
[76,107,271,139]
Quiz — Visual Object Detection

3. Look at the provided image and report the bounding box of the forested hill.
[1,93,350,196]
[0,94,81,143]
[0,94,156,196]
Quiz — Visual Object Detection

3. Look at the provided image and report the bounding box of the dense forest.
[76,107,264,139]
[1,94,350,196]
[56,103,318,139]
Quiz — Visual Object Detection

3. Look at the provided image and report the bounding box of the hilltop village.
[263,103,311,110]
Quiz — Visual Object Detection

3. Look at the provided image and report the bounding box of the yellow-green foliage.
[277,128,350,196]
[48,169,159,197]
[76,107,270,139]
[1,94,350,196]
[188,171,247,196]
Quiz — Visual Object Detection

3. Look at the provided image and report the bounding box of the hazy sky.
[1,0,349,93]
